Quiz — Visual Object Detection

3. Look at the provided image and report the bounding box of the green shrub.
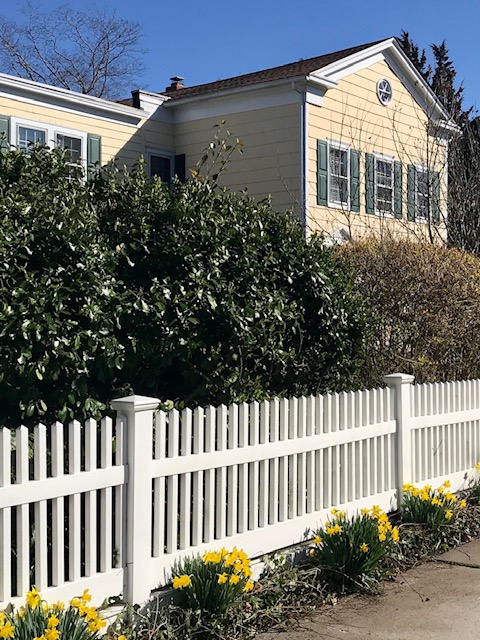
[338,237,480,386]
[96,167,369,407]
[309,507,399,592]
[170,547,254,615]
[0,144,369,427]
[401,481,467,529]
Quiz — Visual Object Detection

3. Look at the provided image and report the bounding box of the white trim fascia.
[0,73,148,124]
[163,76,308,109]
[171,82,301,124]
[317,38,455,127]
[134,90,173,122]
[305,74,338,90]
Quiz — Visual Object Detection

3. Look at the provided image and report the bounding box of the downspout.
[293,81,309,238]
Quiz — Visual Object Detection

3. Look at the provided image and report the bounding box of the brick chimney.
[165,76,185,93]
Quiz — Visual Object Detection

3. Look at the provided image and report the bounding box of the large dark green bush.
[0,146,368,426]
[339,237,480,387]
[94,164,368,406]
[0,147,127,426]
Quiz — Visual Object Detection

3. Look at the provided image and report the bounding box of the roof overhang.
[0,73,148,124]
[313,37,460,134]
[162,37,460,136]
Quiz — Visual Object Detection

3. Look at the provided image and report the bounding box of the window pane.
[329,148,348,204]
[150,155,172,183]
[375,158,393,214]
[18,126,46,152]
[417,170,429,219]
[56,134,82,163]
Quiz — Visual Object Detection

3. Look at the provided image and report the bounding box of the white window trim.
[146,147,175,181]
[10,116,87,173]
[414,163,430,223]
[327,139,350,209]
[377,78,393,105]
[373,152,395,218]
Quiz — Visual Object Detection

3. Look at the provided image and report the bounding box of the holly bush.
[0,146,369,426]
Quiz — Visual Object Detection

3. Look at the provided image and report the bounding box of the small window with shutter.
[317,140,359,212]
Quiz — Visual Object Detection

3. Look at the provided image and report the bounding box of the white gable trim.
[314,38,455,128]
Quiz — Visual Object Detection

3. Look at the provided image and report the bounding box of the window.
[149,154,173,182]
[407,165,441,224]
[18,126,46,153]
[377,78,393,105]
[415,167,430,220]
[329,146,349,205]
[366,153,402,218]
[11,117,87,175]
[56,133,83,176]
[317,140,360,212]
[374,157,394,215]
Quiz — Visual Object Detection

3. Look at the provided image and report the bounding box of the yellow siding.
[0,95,175,168]
[175,103,300,211]
[307,59,447,241]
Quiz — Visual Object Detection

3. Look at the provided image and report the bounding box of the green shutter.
[87,134,101,179]
[432,171,441,224]
[350,150,360,212]
[317,140,328,206]
[394,161,403,219]
[365,153,375,214]
[0,116,10,153]
[174,153,186,182]
[407,164,416,222]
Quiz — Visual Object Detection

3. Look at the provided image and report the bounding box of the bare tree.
[0,3,146,99]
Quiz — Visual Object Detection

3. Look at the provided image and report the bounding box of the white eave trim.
[0,73,149,122]
[162,76,311,107]
[305,74,338,90]
[318,38,455,125]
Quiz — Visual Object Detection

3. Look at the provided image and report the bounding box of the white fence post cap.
[383,373,415,386]
[110,395,161,413]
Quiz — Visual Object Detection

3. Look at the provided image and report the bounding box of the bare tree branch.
[0,3,146,99]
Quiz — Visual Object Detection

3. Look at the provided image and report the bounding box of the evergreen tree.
[430,41,470,124]
[398,31,431,83]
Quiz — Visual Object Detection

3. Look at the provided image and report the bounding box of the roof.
[160,39,385,101]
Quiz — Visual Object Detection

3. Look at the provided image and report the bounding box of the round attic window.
[377,78,393,105]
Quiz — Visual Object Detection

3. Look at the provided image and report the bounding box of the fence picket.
[100,417,113,572]
[180,408,192,549]
[17,426,30,594]
[153,411,167,557]
[34,424,48,590]
[4,374,480,610]
[50,422,64,586]
[0,428,11,601]
[84,418,97,576]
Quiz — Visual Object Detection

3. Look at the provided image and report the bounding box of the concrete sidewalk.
[258,539,480,640]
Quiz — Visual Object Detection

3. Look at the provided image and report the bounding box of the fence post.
[111,394,160,605]
[383,373,415,505]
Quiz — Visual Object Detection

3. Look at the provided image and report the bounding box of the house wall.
[174,100,301,212]
[0,94,175,170]
[307,59,447,241]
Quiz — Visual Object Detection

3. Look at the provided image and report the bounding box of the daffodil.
[26,588,41,609]
[173,574,192,589]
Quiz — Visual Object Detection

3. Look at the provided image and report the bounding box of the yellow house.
[0,37,456,240]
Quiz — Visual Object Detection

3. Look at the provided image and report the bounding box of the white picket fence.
[1,373,480,609]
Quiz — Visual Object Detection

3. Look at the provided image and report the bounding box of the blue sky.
[1,0,478,110]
